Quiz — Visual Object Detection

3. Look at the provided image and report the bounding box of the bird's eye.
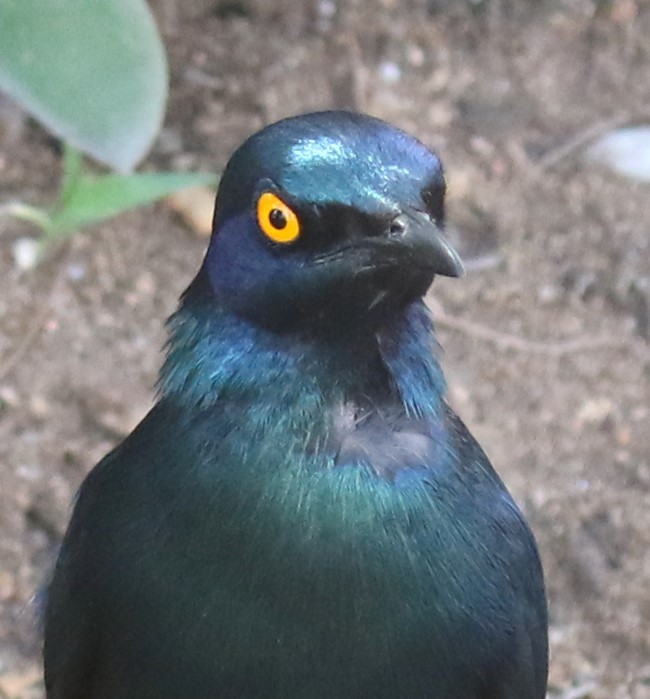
[256,192,301,244]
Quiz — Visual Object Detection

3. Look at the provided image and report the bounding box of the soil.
[1,1,649,697]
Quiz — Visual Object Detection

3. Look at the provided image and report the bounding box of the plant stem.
[61,143,83,203]
[0,202,52,230]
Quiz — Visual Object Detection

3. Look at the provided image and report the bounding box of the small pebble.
[12,237,39,272]
[406,44,425,67]
[318,0,336,18]
[29,395,49,419]
[0,385,19,408]
[574,479,591,492]
[538,284,560,305]
[135,271,157,296]
[378,61,401,84]
[574,397,615,430]
[66,263,86,281]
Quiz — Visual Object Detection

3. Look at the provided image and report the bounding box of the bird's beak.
[392,209,464,278]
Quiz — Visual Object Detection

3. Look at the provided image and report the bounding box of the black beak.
[389,209,464,278]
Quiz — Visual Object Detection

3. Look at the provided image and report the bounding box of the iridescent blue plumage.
[213,112,444,219]
[44,111,547,699]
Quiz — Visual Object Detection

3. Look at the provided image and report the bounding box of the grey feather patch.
[329,401,436,480]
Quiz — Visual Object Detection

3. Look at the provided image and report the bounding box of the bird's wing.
[43,403,172,699]
[44,452,115,699]
[444,408,549,699]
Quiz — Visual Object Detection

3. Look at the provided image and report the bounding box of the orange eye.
[256,192,301,244]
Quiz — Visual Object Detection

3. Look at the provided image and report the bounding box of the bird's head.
[201,111,463,333]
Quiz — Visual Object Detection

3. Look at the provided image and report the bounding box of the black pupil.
[269,208,287,230]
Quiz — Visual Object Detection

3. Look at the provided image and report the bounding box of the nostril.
[388,217,407,236]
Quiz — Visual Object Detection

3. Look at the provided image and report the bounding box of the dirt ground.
[1,1,649,697]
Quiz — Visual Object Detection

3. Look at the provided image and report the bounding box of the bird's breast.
[326,399,450,482]
[88,401,538,698]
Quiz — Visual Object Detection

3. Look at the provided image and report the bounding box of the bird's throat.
[159,288,446,434]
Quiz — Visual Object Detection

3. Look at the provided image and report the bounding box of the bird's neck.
[159,285,446,421]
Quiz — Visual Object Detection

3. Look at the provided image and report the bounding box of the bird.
[44,111,548,699]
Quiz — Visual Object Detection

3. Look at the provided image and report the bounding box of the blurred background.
[0,1,649,697]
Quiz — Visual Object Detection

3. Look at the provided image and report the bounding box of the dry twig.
[534,112,643,171]
[0,245,69,382]
[430,301,639,358]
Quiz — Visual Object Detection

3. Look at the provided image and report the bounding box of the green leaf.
[61,143,84,203]
[48,172,217,234]
[0,0,168,173]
